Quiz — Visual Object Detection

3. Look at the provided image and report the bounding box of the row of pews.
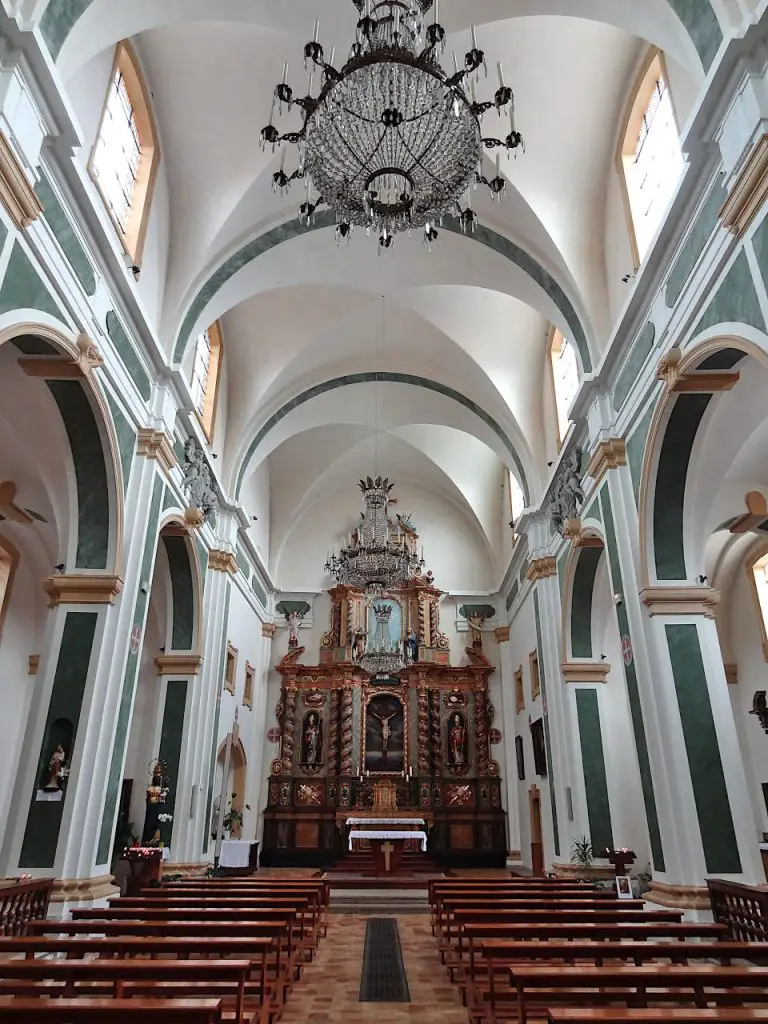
[429,875,768,1024]
[0,875,329,1023]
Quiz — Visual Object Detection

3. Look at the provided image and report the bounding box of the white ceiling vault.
[47,0,709,591]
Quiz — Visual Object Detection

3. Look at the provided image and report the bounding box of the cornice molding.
[494,626,510,643]
[560,661,611,683]
[526,556,557,582]
[137,428,178,473]
[656,348,739,394]
[208,549,238,575]
[43,574,123,607]
[724,662,738,685]
[639,585,720,618]
[586,438,627,485]
[720,132,768,237]
[155,653,203,676]
[0,130,42,229]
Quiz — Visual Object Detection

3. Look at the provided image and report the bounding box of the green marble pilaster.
[575,689,614,854]
[35,171,96,295]
[570,547,603,659]
[533,590,560,858]
[153,680,188,848]
[163,535,195,651]
[627,403,656,507]
[105,311,152,401]
[202,582,232,854]
[104,393,135,493]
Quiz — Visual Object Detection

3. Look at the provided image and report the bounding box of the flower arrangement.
[157,813,173,824]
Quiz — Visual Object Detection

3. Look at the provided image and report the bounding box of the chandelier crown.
[262,1,524,251]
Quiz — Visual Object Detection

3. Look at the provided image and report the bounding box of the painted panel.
[163,534,195,651]
[665,623,741,872]
[533,590,560,857]
[665,179,727,308]
[155,679,188,847]
[19,611,98,867]
[693,252,766,338]
[600,486,665,870]
[96,474,164,864]
[613,322,655,411]
[47,380,109,570]
[105,311,152,401]
[35,171,96,295]
[571,547,603,659]
[0,242,62,321]
[575,689,614,853]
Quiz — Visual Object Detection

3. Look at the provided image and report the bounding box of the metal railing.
[708,877,768,942]
[0,877,54,936]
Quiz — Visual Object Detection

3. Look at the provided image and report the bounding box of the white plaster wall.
[240,462,271,566]
[64,49,114,155]
[728,567,768,837]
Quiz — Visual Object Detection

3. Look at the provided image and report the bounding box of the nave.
[3,870,768,1022]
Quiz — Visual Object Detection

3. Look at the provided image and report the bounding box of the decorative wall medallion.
[296,783,324,806]
[303,690,325,708]
[445,784,474,807]
[267,727,282,743]
[489,728,503,744]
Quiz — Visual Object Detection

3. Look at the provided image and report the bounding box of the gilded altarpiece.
[262,577,507,866]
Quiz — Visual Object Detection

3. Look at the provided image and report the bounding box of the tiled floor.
[281,914,467,1023]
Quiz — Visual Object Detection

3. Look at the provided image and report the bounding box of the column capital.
[137,429,178,473]
[155,653,203,676]
[561,661,610,683]
[526,556,557,582]
[640,585,720,618]
[207,549,238,574]
[494,626,510,642]
[586,438,627,485]
[0,129,42,229]
[262,622,277,638]
[43,574,123,607]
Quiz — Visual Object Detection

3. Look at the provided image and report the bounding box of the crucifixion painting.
[364,693,405,773]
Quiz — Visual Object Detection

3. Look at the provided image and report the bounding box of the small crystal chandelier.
[324,476,424,596]
[261,0,525,252]
[358,602,406,676]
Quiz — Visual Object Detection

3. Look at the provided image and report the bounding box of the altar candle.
[452,51,459,74]
[510,100,516,133]
[329,46,335,67]
[496,151,501,176]
[282,61,288,84]
[434,0,439,23]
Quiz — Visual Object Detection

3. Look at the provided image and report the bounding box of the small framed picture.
[615,874,633,899]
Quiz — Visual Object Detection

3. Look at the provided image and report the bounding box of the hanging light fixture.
[358,601,405,677]
[261,1,524,252]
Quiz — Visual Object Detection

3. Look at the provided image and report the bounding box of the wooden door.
[529,785,544,876]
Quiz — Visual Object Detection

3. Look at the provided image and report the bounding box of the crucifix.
[381,840,395,873]
[213,710,239,871]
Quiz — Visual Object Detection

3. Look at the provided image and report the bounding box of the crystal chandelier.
[358,602,405,676]
[261,1,524,251]
[324,476,423,596]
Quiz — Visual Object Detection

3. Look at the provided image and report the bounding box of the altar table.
[345,817,426,827]
[219,840,259,874]
[348,829,427,851]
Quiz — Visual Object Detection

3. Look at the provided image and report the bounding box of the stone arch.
[638,335,768,587]
[158,517,204,654]
[0,321,124,575]
[216,736,248,838]
[560,528,607,662]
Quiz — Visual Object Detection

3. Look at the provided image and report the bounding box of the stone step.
[330,887,429,915]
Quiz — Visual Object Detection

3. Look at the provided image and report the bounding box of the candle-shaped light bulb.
[280,147,286,171]
[471,24,477,49]
[496,151,501,176]
[497,61,505,88]
[282,61,289,84]
[395,9,400,36]
[329,46,335,67]
[307,71,314,95]
[471,78,477,103]
[510,100,516,133]
[313,18,320,42]
[435,0,439,24]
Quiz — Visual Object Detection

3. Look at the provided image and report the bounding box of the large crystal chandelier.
[324,476,423,596]
[261,1,524,251]
[359,602,405,676]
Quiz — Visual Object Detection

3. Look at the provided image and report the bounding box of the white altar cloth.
[220,839,253,868]
[346,817,426,827]
[348,829,427,851]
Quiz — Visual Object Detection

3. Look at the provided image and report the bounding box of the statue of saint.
[448,713,467,766]
[406,628,418,662]
[43,745,66,791]
[301,712,322,764]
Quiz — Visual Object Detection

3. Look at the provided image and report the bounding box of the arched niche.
[214,736,248,839]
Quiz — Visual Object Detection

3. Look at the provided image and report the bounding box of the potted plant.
[571,835,593,873]
[222,793,250,838]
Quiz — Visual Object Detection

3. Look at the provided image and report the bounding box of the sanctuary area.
[4,0,768,1021]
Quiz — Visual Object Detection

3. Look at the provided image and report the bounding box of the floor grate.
[358,917,411,1002]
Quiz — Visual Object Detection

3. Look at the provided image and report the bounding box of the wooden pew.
[0,997,223,1022]
[429,886,618,933]
[435,898,638,941]
[0,959,251,1024]
[463,942,768,1023]
[547,1012,768,1024]
[510,965,768,1024]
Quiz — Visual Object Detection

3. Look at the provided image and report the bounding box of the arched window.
[549,329,580,446]
[90,40,159,267]
[617,49,683,266]
[190,321,223,440]
[509,470,525,538]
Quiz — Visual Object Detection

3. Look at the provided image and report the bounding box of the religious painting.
[531,718,547,777]
[300,711,323,765]
[446,710,468,767]
[515,735,525,781]
[366,597,403,647]
[364,692,405,773]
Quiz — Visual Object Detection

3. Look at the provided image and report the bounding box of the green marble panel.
[533,590,560,858]
[668,0,723,71]
[693,252,766,337]
[20,611,98,867]
[571,546,603,659]
[163,535,195,651]
[96,475,164,864]
[105,311,152,401]
[104,392,134,494]
[613,322,655,411]
[751,211,768,296]
[665,180,727,309]
[47,380,109,570]
[39,0,94,60]
[11,335,58,355]
[575,689,614,853]
[600,485,665,871]
[698,349,746,371]
[627,403,656,507]
[202,583,232,854]
[235,544,250,576]
[35,171,96,295]
[0,242,62,321]
[582,497,602,525]
[0,217,8,253]
[665,623,741,872]
[654,393,711,580]
[519,562,528,587]
[154,680,188,847]
[175,214,591,374]
[505,578,519,612]
[235,372,530,504]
